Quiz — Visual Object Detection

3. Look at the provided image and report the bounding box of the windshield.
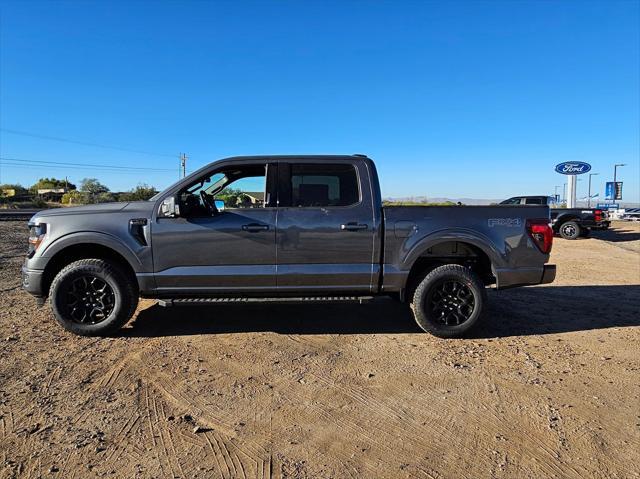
[187,172,227,196]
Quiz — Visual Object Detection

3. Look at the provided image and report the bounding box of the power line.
[0,162,173,175]
[0,128,176,158]
[0,157,175,172]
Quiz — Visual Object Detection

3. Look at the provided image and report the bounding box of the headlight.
[28,223,47,257]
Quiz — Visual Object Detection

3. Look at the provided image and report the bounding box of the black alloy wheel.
[64,275,116,324]
[426,279,475,326]
[559,221,581,240]
[411,264,486,338]
[50,259,138,336]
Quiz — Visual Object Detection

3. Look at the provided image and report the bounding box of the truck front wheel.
[411,264,486,338]
[49,259,138,336]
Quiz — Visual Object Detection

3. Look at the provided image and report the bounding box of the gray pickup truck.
[23,155,556,338]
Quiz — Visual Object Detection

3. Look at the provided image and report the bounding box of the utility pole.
[180,153,188,179]
[613,163,626,183]
[588,173,599,208]
[554,185,561,202]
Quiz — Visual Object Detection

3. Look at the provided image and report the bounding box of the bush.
[0,183,28,196]
[118,184,158,202]
[61,190,87,205]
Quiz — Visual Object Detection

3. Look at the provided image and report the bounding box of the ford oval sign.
[555,161,591,175]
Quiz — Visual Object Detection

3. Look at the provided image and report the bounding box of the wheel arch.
[41,241,139,298]
[401,235,498,302]
[553,214,580,230]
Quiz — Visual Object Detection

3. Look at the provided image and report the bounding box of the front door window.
[179,164,270,217]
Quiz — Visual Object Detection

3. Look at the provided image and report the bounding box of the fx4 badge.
[488,218,522,227]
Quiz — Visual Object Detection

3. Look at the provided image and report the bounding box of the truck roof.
[218,154,371,162]
[509,195,551,199]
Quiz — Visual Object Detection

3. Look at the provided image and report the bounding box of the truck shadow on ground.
[124,285,640,338]
[591,227,640,242]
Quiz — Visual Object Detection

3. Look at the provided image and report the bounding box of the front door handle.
[242,223,269,232]
[341,222,368,231]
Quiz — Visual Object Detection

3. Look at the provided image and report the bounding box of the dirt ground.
[1,221,638,479]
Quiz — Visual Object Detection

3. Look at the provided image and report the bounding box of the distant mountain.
[383,196,502,205]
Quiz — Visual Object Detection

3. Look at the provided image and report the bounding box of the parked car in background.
[500,195,610,239]
[619,208,640,221]
[24,155,556,338]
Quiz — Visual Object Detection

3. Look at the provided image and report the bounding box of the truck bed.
[381,205,552,291]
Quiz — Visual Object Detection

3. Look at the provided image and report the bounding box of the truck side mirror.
[160,196,179,217]
[214,199,225,212]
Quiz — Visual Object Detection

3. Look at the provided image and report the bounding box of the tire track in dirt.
[279,375,466,478]
[280,334,589,478]
[86,345,272,478]
[0,412,10,442]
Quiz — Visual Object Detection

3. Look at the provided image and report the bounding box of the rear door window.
[289,164,359,207]
[525,198,543,205]
[502,198,523,205]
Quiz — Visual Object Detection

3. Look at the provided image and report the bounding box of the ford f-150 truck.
[500,196,610,239]
[23,155,556,338]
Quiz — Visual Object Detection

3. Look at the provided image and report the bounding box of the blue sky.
[1,0,638,201]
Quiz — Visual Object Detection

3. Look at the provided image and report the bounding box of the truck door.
[275,160,377,292]
[151,161,278,294]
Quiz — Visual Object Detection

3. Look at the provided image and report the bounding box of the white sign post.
[566,174,577,208]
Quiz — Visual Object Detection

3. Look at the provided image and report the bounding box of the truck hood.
[30,201,155,221]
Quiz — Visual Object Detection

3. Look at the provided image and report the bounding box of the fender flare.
[400,228,505,274]
[41,231,143,271]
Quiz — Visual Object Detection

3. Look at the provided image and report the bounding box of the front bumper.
[22,265,45,299]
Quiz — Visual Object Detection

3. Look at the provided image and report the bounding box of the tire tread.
[49,258,138,336]
[410,264,486,338]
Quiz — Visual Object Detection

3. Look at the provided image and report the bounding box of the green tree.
[95,192,116,203]
[118,184,158,202]
[30,177,75,193]
[216,188,245,207]
[80,178,110,195]
[79,178,110,203]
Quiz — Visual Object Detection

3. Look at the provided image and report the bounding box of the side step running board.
[158,296,374,307]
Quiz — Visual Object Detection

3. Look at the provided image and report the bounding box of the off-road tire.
[559,221,581,240]
[410,264,486,338]
[50,259,138,336]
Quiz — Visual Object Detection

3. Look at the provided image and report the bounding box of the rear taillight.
[526,218,553,254]
[594,209,602,222]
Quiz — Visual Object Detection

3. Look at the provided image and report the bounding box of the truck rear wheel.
[49,259,138,336]
[559,221,581,240]
[411,264,486,338]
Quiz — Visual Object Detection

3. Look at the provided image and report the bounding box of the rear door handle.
[341,222,368,231]
[242,223,269,232]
